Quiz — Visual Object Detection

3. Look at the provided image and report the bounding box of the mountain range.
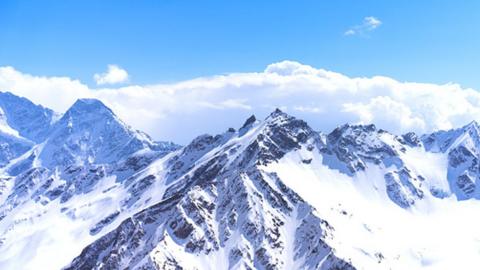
[0,92,479,269]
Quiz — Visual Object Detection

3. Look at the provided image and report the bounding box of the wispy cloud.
[93,64,129,85]
[344,16,382,36]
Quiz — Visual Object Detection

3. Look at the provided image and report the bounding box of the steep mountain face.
[320,124,427,208]
[39,98,164,168]
[0,94,179,270]
[0,92,57,143]
[422,121,480,200]
[0,107,33,167]
[66,110,353,270]
[0,98,177,213]
[2,92,480,270]
[0,92,57,167]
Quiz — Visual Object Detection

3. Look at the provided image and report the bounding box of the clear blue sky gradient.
[1,1,479,88]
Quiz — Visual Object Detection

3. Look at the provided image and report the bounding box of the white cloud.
[345,16,382,36]
[0,61,480,144]
[93,65,129,85]
[0,66,92,111]
[364,16,382,29]
[342,96,426,134]
[344,29,356,36]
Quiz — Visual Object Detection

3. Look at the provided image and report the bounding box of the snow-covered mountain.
[0,93,179,270]
[65,110,354,270]
[0,92,57,167]
[0,92,58,142]
[1,92,480,269]
[422,121,480,200]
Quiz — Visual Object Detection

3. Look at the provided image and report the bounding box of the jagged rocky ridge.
[66,110,354,270]
[0,92,480,269]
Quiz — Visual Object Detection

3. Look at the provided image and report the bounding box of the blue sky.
[1,0,480,88]
[2,1,480,144]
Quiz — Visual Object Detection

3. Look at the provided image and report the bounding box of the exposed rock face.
[321,123,426,208]
[3,92,480,269]
[322,124,402,175]
[66,109,354,270]
[0,93,179,270]
[39,98,170,168]
[0,97,179,227]
[0,91,57,143]
[422,121,480,200]
[241,109,317,166]
[0,92,56,167]
[384,168,424,208]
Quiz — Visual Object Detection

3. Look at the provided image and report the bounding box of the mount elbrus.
[0,92,479,269]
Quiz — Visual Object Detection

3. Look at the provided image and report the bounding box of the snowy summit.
[0,92,478,269]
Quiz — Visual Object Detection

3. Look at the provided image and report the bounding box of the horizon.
[0,61,480,145]
[2,1,480,144]
[1,88,478,147]
[0,60,479,144]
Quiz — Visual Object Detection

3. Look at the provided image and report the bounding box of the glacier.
[0,92,479,269]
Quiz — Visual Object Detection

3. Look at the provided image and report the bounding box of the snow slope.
[0,94,179,270]
[66,110,353,270]
[0,92,480,269]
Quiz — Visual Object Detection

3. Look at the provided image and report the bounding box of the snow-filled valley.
[0,91,480,269]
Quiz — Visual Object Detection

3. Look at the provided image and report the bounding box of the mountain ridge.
[0,92,479,269]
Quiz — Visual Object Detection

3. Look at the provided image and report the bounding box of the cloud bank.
[93,65,129,85]
[0,61,479,144]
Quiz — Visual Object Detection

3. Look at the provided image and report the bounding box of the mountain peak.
[0,91,34,101]
[240,115,256,129]
[57,98,120,133]
[0,91,56,143]
[272,107,283,114]
[37,98,154,167]
[462,120,480,132]
[76,98,104,105]
[422,120,480,153]
[67,98,113,116]
[9,93,480,269]
[267,107,289,120]
[328,123,378,141]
